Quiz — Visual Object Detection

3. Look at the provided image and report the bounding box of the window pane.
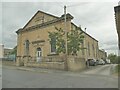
[51,37,56,52]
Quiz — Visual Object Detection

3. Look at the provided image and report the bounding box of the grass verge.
[115,64,120,76]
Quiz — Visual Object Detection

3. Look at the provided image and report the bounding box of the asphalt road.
[0,64,2,89]
[2,64,118,88]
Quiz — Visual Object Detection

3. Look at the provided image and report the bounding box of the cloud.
[0,2,2,44]
[1,0,120,2]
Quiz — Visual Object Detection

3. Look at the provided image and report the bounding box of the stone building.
[98,49,107,60]
[71,23,99,61]
[4,48,13,58]
[16,10,100,66]
[0,44,4,58]
[114,4,120,50]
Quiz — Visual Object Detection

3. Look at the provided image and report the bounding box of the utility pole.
[85,28,87,61]
[64,5,67,55]
[85,28,89,68]
[64,5,68,70]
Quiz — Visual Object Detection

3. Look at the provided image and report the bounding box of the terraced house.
[16,10,102,69]
[98,49,107,60]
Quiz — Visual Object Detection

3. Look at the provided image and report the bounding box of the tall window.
[51,37,56,53]
[92,44,95,57]
[96,47,98,58]
[88,42,90,56]
[25,40,29,55]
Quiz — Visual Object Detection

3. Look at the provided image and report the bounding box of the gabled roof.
[16,13,74,34]
[71,22,98,42]
[23,10,59,29]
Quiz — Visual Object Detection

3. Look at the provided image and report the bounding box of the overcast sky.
[0,1,119,55]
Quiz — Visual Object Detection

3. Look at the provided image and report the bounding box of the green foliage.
[48,27,65,54]
[108,53,119,64]
[117,56,120,63]
[48,27,84,55]
[67,27,84,55]
[10,46,17,55]
[116,64,120,72]
[115,64,120,76]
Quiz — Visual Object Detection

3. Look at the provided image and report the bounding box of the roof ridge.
[71,22,98,42]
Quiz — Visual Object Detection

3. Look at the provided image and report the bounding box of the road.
[2,64,118,88]
[0,63,2,89]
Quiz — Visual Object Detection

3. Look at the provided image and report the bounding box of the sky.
[0,0,120,55]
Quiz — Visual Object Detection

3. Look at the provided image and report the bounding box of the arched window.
[37,47,42,57]
[25,40,29,55]
[37,47,41,51]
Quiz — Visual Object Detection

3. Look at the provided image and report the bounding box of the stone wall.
[25,62,65,70]
[67,56,86,72]
[16,56,24,66]
[2,60,16,66]
[16,56,86,72]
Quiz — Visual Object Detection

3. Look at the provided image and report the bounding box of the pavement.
[2,64,108,74]
[2,65,68,73]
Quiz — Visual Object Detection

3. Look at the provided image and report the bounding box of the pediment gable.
[23,11,59,29]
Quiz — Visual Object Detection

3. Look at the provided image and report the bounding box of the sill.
[47,52,59,56]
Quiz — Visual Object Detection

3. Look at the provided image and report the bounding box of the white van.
[106,59,111,64]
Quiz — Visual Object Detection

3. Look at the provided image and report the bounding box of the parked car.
[88,59,97,66]
[96,60,99,65]
[97,59,105,65]
[106,59,111,64]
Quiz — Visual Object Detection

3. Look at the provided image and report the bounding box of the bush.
[117,64,120,72]
[115,64,120,76]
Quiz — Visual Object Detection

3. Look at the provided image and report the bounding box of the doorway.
[36,47,42,62]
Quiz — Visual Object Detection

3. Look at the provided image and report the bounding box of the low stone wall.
[25,62,65,70]
[2,60,16,66]
[16,56,24,66]
[67,56,86,72]
[16,56,86,71]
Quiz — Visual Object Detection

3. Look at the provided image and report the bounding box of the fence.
[3,54,16,61]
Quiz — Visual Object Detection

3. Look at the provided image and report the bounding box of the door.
[36,48,42,62]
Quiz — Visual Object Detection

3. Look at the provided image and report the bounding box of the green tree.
[10,46,17,55]
[116,56,120,64]
[48,27,66,54]
[67,27,84,55]
[108,53,117,64]
[48,27,84,56]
